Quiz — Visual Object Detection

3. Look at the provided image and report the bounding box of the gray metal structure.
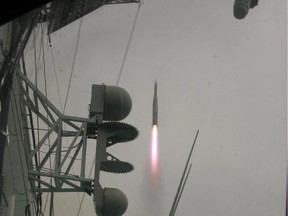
[14,69,138,215]
[0,10,42,215]
[1,0,141,214]
[46,0,141,33]
[16,69,94,194]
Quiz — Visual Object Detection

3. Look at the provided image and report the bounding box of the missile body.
[153,81,158,125]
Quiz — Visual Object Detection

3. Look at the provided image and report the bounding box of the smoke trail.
[140,125,162,215]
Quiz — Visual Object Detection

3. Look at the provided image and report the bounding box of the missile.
[152,81,158,126]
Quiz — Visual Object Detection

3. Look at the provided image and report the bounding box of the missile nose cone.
[153,80,157,99]
[154,81,157,95]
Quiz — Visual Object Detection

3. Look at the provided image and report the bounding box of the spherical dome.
[234,0,250,19]
[103,188,128,216]
[103,86,132,121]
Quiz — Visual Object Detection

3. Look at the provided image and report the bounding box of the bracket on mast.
[16,70,97,194]
[15,68,138,215]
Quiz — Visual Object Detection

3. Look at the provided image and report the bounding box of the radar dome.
[89,85,132,121]
[103,86,132,121]
[103,188,128,216]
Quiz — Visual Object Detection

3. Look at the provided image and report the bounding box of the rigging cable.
[33,26,44,216]
[76,156,96,216]
[21,50,42,216]
[4,10,46,215]
[49,35,63,110]
[33,25,42,186]
[46,24,84,215]
[21,52,41,195]
[33,22,59,216]
[63,17,83,114]
[21,55,37,157]
[115,2,142,86]
[11,88,30,207]
[40,22,50,216]
[76,4,143,213]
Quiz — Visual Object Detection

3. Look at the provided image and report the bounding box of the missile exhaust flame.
[151,125,159,176]
[150,81,159,181]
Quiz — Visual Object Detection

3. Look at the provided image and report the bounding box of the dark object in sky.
[0,0,53,26]
[152,81,158,125]
[233,0,259,19]
[0,0,139,31]
[47,0,140,33]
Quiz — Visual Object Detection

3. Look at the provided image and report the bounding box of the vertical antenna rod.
[169,130,199,216]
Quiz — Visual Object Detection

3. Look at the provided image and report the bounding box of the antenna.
[169,130,199,216]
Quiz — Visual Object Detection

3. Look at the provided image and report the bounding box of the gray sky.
[22,0,286,215]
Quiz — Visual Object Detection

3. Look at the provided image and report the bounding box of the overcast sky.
[22,0,286,215]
